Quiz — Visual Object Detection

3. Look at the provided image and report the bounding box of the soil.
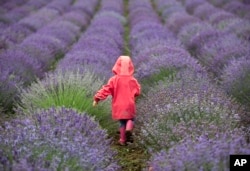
[110,130,150,171]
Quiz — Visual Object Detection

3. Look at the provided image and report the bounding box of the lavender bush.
[3,5,36,24]
[207,11,235,28]
[19,8,60,31]
[183,0,204,14]
[197,33,250,76]
[223,1,250,19]
[0,48,44,111]
[221,57,250,106]
[128,0,206,101]
[0,107,120,170]
[147,129,250,171]
[62,10,90,28]
[18,34,65,73]
[166,12,199,34]
[206,0,231,7]
[136,69,241,151]
[0,70,22,112]
[57,0,125,80]
[223,19,250,41]
[37,20,81,49]
[193,2,218,20]
[1,0,29,12]
[0,0,99,112]
[0,23,34,50]
[178,21,214,48]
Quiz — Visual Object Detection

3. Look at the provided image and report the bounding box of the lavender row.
[17,0,125,142]
[128,0,209,150]
[0,0,51,29]
[0,0,29,14]
[0,0,31,30]
[128,0,204,81]
[0,1,126,169]
[0,107,120,170]
[127,1,247,170]
[183,0,250,40]
[0,0,99,112]
[154,0,250,106]
[153,0,249,77]
[0,0,74,52]
[15,0,125,136]
[56,0,125,79]
[206,0,250,20]
[21,0,125,118]
[147,129,250,171]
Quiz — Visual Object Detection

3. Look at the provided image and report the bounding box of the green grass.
[123,0,131,56]
[17,69,117,131]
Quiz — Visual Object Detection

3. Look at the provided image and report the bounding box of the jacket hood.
[112,56,134,75]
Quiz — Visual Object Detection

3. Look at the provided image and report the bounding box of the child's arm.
[134,79,141,97]
[93,78,114,106]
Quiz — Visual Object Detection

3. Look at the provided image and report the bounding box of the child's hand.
[93,101,98,107]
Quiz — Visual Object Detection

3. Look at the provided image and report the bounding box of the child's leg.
[118,119,127,145]
[126,118,134,131]
[126,118,134,143]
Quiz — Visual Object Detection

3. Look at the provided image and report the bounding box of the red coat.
[94,56,141,120]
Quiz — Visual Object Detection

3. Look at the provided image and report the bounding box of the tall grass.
[17,69,116,131]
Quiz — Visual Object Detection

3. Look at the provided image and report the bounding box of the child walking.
[93,56,141,146]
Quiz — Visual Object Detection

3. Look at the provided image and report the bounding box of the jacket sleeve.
[134,78,141,97]
[94,77,114,102]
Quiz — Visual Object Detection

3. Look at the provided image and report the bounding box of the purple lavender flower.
[208,11,235,26]
[62,10,90,27]
[0,48,44,110]
[206,0,231,7]
[72,0,99,18]
[45,0,72,14]
[136,69,241,150]
[0,107,120,170]
[3,5,32,24]
[19,8,59,31]
[129,0,205,81]
[193,2,219,20]
[184,0,205,14]
[221,57,250,106]
[0,69,22,111]
[154,0,184,19]
[178,21,213,47]
[0,23,34,49]
[20,34,64,70]
[1,0,29,11]
[0,48,43,84]
[101,0,124,13]
[25,0,51,9]
[223,1,250,19]
[223,18,250,40]
[166,12,199,34]
[56,0,124,79]
[147,130,250,171]
[197,32,250,76]
[37,20,81,48]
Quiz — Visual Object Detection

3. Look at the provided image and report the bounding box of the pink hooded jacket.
[94,56,141,120]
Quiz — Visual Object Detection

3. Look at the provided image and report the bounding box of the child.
[93,56,141,146]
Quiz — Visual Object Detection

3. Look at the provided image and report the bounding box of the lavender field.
[0,0,250,170]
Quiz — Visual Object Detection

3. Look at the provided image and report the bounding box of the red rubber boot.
[118,126,126,146]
